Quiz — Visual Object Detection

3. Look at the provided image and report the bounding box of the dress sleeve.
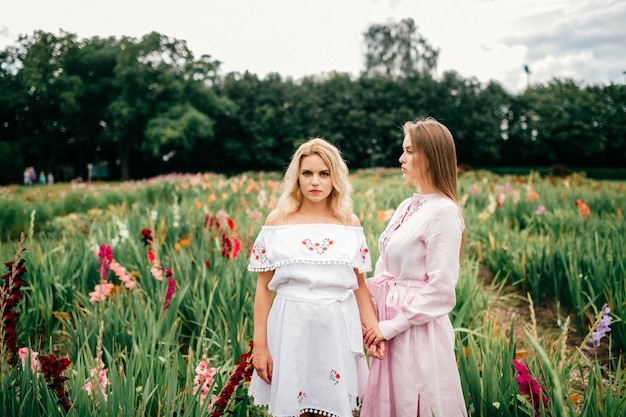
[354,229,373,273]
[247,229,275,272]
[378,204,464,339]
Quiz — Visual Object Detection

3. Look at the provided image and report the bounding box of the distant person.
[23,167,33,186]
[38,171,46,185]
[47,172,54,185]
[361,118,468,417]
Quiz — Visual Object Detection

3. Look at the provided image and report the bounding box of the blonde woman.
[248,138,385,417]
[361,118,468,416]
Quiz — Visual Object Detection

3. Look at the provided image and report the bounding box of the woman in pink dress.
[362,118,468,417]
[248,138,385,417]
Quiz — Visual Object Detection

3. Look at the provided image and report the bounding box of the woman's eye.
[321,172,330,177]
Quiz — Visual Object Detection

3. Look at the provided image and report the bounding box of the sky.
[1,0,625,93]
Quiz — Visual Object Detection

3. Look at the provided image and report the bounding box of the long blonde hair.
[403,117,466,258]
[273,138,354,225]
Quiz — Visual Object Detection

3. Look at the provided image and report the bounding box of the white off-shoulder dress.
[247,223,372,417]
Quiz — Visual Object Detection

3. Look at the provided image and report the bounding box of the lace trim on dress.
[298,408,341,417]
[248,259,359,272]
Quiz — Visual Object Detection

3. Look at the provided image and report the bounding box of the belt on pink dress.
[369,274,425,319]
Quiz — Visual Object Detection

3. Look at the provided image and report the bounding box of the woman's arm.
[354,269,386,359]
[252,270,275,384]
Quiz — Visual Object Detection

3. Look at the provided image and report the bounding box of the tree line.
[0,19,624,184]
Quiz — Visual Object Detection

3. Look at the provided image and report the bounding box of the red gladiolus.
[141,228,153,246]
[209,341,254,416]
[39,354,72,412]
[162,269,175,311]
[512,359,550,416]
[1,253,27,365]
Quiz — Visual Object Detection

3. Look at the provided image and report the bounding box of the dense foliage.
[1,25,625,185]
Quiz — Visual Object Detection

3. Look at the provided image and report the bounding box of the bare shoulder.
[264,210,281,226]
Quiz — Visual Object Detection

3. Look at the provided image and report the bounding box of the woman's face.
[298,154,333,204]
[399,134,429,186]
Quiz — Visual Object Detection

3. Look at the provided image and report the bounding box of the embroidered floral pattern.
[380,199,426,253]
[251,244,268,264]
[297,390,307,403]
[360,246,369,262]
[302,238,333,254]
[329,369,341,385]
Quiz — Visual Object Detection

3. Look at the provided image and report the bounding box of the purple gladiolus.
[592,304,612,346]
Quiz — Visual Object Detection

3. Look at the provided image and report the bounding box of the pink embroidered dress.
[247,223,372,417]
[361,193,468,417]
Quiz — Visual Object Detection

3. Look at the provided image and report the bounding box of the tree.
[363,18,439,79]
[103,32,225,179]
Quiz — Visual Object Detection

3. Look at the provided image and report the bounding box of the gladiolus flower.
[576,199,590,220]
[39,354,72,411]
[512,359,550,416]
[109,261,135,290]
[97,244,113,280]
[527,189,540,201]
[18,347,40,373]
[193,357,218,405]
[141,228,153,246]
[535,205,545,215]
[163,270,175,311]
[89,283,115,303]
[1,257,27,364]
[591,304,612,347]
[209,341,254,416]
[150,266,164,281]
[82,366,112,401]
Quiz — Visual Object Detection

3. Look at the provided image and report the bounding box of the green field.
[1,168,625,416]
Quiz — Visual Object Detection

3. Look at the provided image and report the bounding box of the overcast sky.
[1,0,625,93]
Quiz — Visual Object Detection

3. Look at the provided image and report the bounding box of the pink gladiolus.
[109,261,135,289]
[150,266,163,281]
[88,283,115,303]
[535,205,545,215]
[18,347,40,373]
[193,358,218,405]
[97,244,113,280]
[82,367,112,401]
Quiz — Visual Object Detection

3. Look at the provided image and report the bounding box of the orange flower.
[515,349,529,360]
[179,235,191,247]
[527,188,540,201]
[576,199,590,220]
[208,194,216,203]
[194,200,203,209]
[618,208,623,219]
[568,392,582,403]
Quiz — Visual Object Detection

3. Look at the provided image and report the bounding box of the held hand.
[363,324,385,346]
[367,339,386,359]
[252,346,273,384]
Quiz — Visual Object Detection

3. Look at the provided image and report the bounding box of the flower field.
[1,169,625,416]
